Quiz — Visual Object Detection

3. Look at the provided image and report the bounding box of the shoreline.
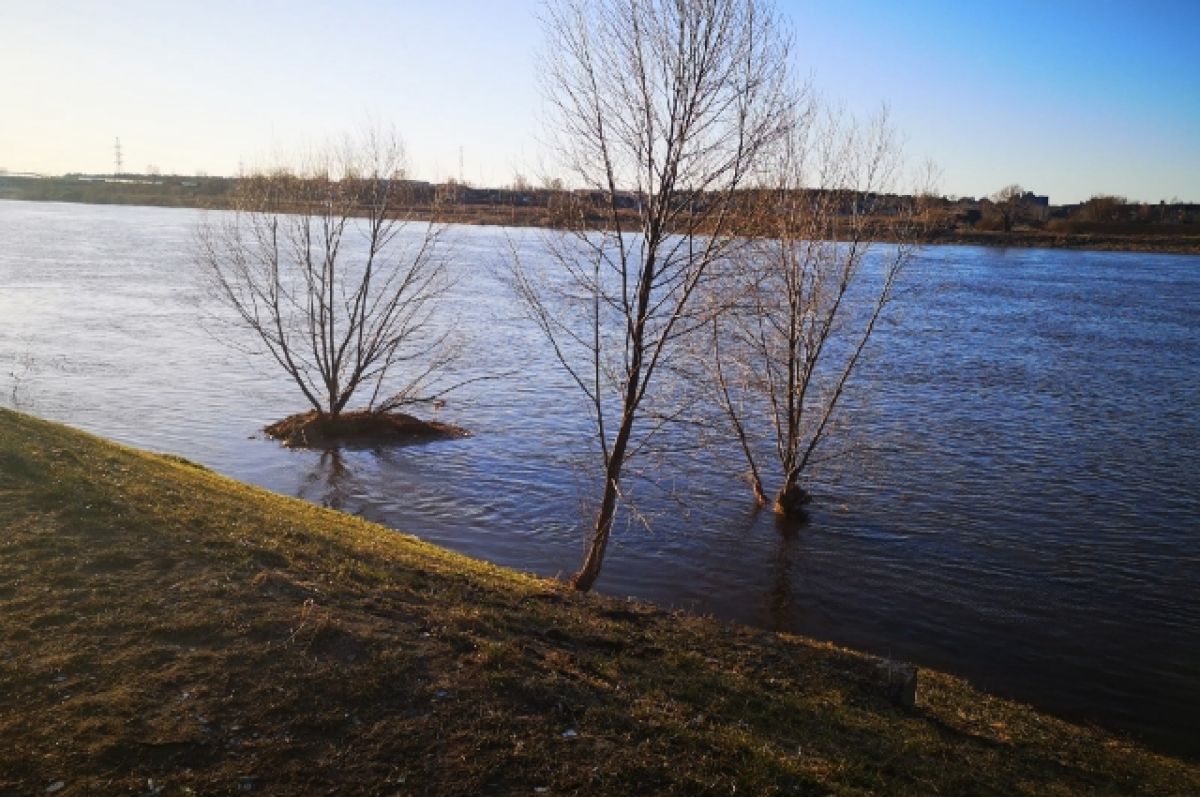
[920,227,1200,255]
[3,194,1198,256]
[1,406,1197,793]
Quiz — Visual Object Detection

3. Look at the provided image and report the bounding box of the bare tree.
[510,172,533,192]
[198,130,457,423]
[988,183,1027,233]
[707,105,925,517]
[513,0,793,591]
[1078,194,1129,224]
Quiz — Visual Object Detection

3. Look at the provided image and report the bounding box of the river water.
[1,200,1197,757]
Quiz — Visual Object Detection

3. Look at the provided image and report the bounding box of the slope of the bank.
[0,408,1195,796]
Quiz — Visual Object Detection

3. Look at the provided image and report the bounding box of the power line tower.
[114,137,123,176]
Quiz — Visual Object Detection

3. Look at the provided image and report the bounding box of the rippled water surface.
[2,200,1198,757]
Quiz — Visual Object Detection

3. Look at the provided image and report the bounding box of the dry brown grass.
[1,408,1196,795]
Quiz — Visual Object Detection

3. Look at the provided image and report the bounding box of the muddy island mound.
[264,409,468,448]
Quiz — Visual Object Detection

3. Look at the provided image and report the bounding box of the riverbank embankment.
[1,407,1196,794]
[3,186,1199,254]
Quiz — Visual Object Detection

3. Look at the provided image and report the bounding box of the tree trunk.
[572,410,637,592]
[572,471,620,592]
[326,385,339,420]
[751,475,769,507]
[773,473,812,519]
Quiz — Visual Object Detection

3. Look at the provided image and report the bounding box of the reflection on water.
[301,448,351,511]
[767,515,805,632]
[1,200,1199,758]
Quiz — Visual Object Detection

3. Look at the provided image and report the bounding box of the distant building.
[1020,191,1050,221]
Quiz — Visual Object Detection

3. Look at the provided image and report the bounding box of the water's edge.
[2,200,1197,757]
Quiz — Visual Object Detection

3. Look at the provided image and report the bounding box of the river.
[1,199,1197,757]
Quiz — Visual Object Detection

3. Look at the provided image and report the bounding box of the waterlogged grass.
[0,407,1196,795]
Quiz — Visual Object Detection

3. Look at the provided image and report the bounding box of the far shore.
[919,227,1200,254]
[3,183,1198,255]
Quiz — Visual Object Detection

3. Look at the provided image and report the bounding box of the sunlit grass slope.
[0,408,1195,795]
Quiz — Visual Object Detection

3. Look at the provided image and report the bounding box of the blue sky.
[2,0,1197,203]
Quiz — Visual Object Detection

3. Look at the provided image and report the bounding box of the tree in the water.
[705,105,927,519]
[512,0,793,590]
[198,131,461,436]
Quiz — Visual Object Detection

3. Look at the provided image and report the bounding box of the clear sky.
[2,0,1197,203]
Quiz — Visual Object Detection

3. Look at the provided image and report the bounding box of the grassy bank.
[1,408,1196,795]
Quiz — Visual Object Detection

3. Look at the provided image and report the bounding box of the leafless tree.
[197,130,457,421]
[1078,194,1129,224]
[706,105,926,517]
[988,183,1027,233]
[512,0,793,591]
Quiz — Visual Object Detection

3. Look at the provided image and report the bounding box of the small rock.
[46,783,65,794]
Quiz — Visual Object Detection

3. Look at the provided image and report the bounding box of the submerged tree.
[198,131,459,431]
[707,106,926,518]
[513,0,793,590]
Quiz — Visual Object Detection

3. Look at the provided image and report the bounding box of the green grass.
[0,407,1196,795]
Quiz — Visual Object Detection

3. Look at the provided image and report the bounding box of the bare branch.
[196,128,460,422]
[518,0,794,591]
[706,102,926,516]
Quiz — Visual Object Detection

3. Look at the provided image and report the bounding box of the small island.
[265,409,468,448]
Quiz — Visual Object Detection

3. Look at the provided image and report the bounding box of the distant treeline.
[2,173,1197,252]
[0,174,236,208]
[927,191,1199,234]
